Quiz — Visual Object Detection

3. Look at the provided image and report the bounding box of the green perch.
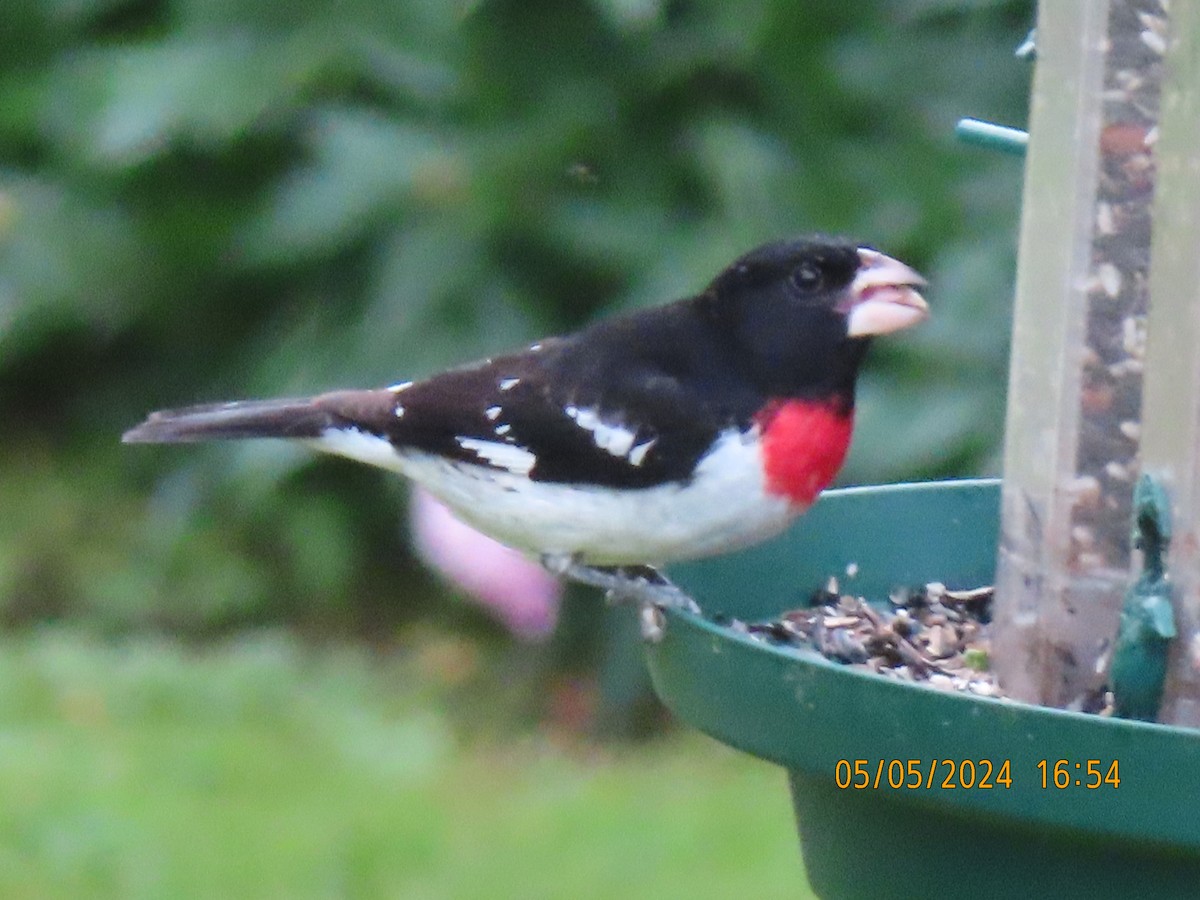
[954,118,1028,157]
[1109,474,1177,722]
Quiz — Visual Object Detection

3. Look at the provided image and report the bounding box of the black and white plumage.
[125,236,928,599]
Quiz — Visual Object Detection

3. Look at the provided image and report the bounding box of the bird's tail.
[122,397,335,444]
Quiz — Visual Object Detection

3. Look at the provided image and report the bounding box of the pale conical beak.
[844,248,929,338]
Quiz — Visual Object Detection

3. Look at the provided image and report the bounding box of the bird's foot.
[540,555,698,611]
[540,555,700,641]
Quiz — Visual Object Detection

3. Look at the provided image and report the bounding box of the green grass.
[0,630,814,899]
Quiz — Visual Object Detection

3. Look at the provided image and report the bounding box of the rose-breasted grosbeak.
[125,236,927,611]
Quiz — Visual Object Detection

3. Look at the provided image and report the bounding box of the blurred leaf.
[43,36,322,166]
[236,109,460,266]
[589,0,664,33]
[0,174,141,349]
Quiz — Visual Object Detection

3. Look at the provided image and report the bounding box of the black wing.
[123,301,768,490]
[383,304,765,488]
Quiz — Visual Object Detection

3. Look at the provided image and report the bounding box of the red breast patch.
[755,399,854,507]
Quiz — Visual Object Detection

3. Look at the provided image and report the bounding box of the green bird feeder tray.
[644,3,1200,897]
[650,480,1200,899]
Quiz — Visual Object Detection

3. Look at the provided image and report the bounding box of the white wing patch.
[455,437,537,475]
[499,378,520,391]
[627,438,657,467]
[565,404,653,464]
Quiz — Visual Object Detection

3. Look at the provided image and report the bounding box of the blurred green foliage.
[0,0,1030,639]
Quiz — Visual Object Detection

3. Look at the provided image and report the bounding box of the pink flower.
[409,488,561,640]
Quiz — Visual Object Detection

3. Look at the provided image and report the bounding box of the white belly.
[311,427,799,565]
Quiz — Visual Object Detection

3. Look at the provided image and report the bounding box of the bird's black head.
[701,236,928,400]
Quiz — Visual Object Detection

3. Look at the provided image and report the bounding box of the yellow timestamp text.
[833,758,1122,790]
[834,758,1013,790]
[1036,758,1120,789]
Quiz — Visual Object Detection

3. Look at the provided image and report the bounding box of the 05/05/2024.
[834,758,1122,791]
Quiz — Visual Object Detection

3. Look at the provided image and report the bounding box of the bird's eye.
[790,261,824,294]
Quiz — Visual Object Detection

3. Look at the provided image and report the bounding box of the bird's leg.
[540,554,700,614]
